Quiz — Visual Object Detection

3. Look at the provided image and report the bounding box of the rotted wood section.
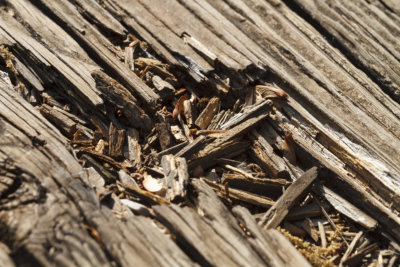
[1,0,400,266]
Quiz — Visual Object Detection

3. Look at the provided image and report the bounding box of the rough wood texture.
[1,0,400,265]
[153,179,310,267]
[161,155,189,202]
[109,0,400,217]
[0,78,193,266]
[195,97,220,130]
[259,167,318,229]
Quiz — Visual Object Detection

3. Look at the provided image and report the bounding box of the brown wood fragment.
[259,167,318,229]
[171,125,186,142]
[286,201,332,220]
[192,129,227,137]
[157,141,188,158]
[195,97,220,129]
[182,99,193,126]
[91,70,151,131]
[140,64,177,83]
[189,139,250,170]
[161,155,189,202]
[250,139,290,179]
[223,181,229,199]
[95,139,106,154]
[39,104,77,137]
[342,243,378,267]
[316,185,378,229]
[318,221,327,248]
[124,46,135,71]
[155,122,172,151]
[117,181,170,206]
[388,255,398,267]
[284,132,297,165]
[301,217,319,242]
[283,221,307,238]
[90,116,108,140]
[152,75,175,99]
[177,114,192,141]
[203,179,275,208]
[175,135,207,158]
[124,128,141,168]
[108,123,125,159]
[79,148,127,172]
[70,139,94,146]
[223,164,254,179]
[221,100,272,130]
[222,173,289,199]
[189,114,267,169]
[135,57,165,69]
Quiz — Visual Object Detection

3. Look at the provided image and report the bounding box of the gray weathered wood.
[161,155,189,202]
[2,0,400,265]
[259,167,318,229]
[0,78,194,267]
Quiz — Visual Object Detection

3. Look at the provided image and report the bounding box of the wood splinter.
[259,166,318,229]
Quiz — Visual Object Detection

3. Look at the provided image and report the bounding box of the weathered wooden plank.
[317,185,378,229]
[73,0,126,37]
[0,8,103,108]
[290,0,400,103]
[33,0,160,106]
[107,0,214,83]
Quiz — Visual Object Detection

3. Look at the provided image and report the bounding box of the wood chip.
[108,123,125,158]
[318,221,327,248]
[301,217,319,242]
[161,155,189,202]
[195,96,220,129]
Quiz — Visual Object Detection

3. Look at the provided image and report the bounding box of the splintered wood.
[161,155,188,202]
[259,167,319,229]
[1,0,400,266]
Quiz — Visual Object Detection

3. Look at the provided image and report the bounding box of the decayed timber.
[1,0,400,265]
[195,97,220,130]
[109,0,400,218]
[188,114,268,169]
[203,178,275,209]
[0,79,193,266]
[152,179,310,267]
[161,155,189,202]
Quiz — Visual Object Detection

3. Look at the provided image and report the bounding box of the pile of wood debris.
[4,37,395,266]
[1,0,400,266]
